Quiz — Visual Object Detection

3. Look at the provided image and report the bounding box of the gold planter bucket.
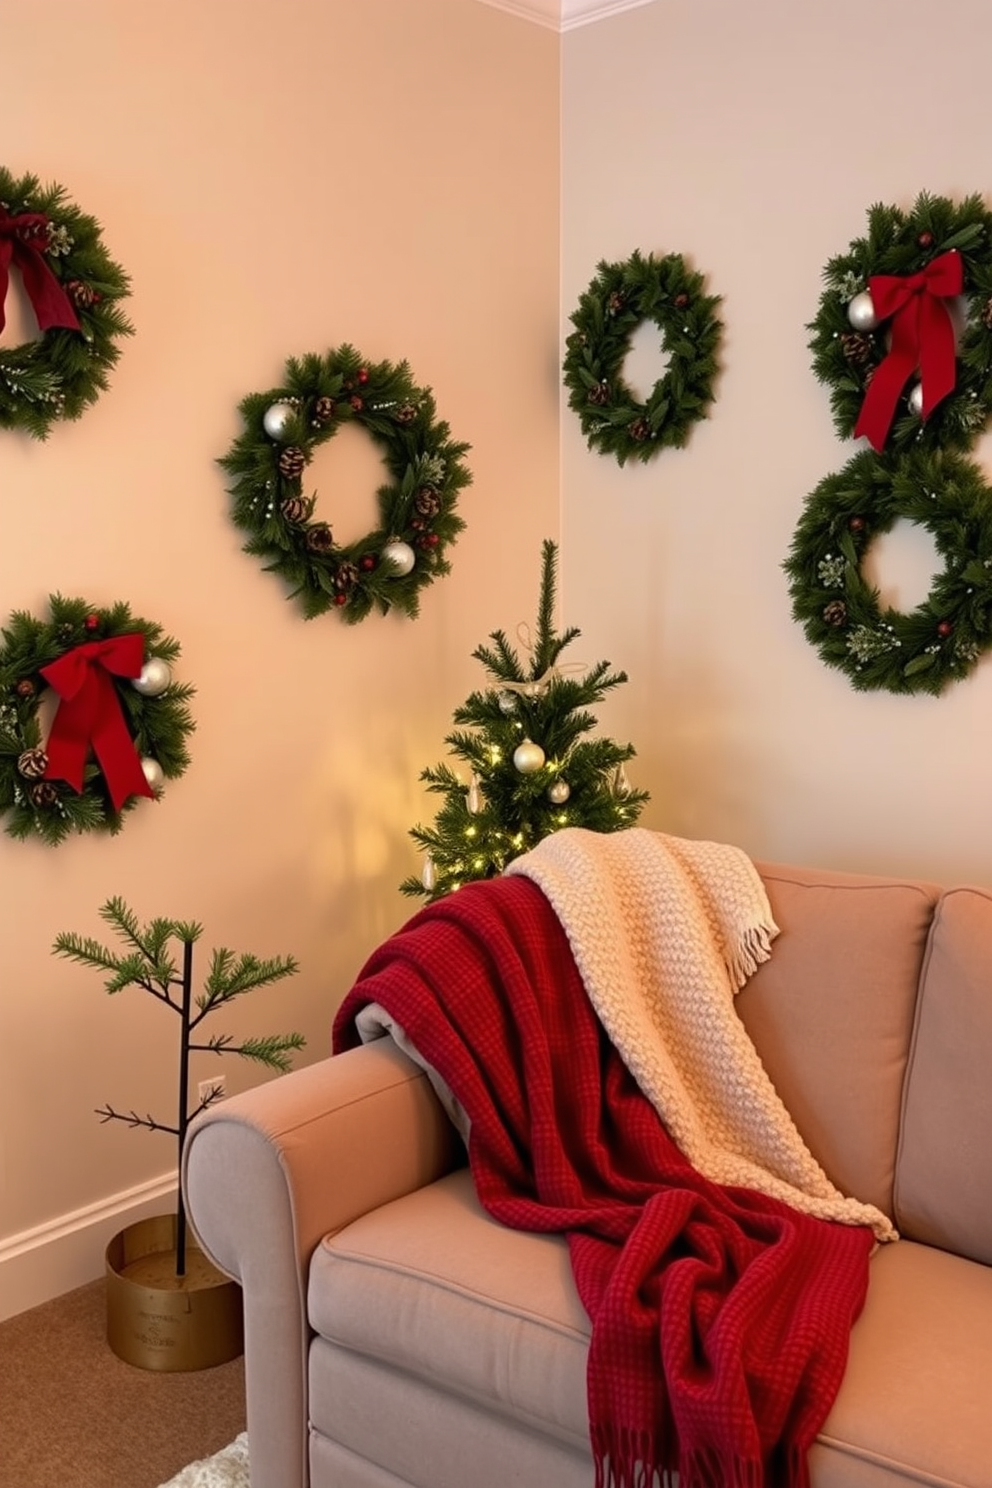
[105,1214,243,1372]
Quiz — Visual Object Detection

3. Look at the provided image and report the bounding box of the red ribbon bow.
[0,207,81,336]
[41,635,154,812]
[853,249,963,452]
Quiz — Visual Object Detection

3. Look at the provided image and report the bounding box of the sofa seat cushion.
[814,1237,992,1488]
[308,1167,591,1450]
[310,1170,991,1488]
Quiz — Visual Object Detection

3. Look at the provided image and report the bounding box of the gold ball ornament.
[140,757,165,795]
[513,738,546,774]
[381,540,416,577]
[262,401,296,440]
[847,290,878,332]
[130,657,172,697]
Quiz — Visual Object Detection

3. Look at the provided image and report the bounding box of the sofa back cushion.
[895,886,992,1263]
[737,863,940,1220]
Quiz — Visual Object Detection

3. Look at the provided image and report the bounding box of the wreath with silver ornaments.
[0,596,195,845]
[219,346,472,623]
[562,248,723,466]
[1,166,132,438]
[807,191,992,455]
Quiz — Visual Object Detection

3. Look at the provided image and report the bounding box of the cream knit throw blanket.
[507,827,896,1243]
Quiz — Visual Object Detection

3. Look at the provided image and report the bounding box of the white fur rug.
[158,1434,249,1488]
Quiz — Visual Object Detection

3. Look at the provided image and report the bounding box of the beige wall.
[0,0,560,1314]
[562,0,992,886]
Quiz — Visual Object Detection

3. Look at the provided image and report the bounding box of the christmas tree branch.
[95,1104,180,1136]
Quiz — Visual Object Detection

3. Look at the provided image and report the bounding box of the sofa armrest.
[181,1039,461,1488]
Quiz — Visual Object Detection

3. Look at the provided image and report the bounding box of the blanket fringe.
[592,1424,792,1488]
[725,919,778,993]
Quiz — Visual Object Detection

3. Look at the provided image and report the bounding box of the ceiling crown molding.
[476,0,655,32]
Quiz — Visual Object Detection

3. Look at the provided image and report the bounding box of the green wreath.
[783,449,992,696]
[808,191,992,455]
[0,596,195,845]
[0,167,133,439]
[562,249,723,466]
[219,346,472,623]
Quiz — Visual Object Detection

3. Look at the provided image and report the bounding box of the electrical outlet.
[197,1076,226,1105]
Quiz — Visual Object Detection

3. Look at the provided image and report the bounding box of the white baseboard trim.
[0,1171,178,1322]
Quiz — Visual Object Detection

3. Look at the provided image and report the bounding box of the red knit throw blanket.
[332,876,874,1488]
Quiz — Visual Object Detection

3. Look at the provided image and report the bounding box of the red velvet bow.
[853,250,963,452]
[0,207,81,335]
[41,635,154,811]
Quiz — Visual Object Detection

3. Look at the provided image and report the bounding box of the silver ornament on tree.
[421,854,437,892]
[907,382,924,417]
[497,690,517,715]
[847,291,877,332]
[381,540,416,577]
[513,738,546,774]
[262,402,296,441]
[466,773,483,814]
[141,757,165,795]
[547,778,570,805]
[130,657,172,697]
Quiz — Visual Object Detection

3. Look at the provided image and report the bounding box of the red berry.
[918,231,934,248]
[674,292,689,308]
[349,395,364,412]
[359,554,377,571]
[357,368,369,384]
[848,516,866,532]
[15,678,36,698]
[936,620,954,638]
[333,592,347,607]
[84,613,100,631]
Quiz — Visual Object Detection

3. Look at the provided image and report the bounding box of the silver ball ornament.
[907,382,924,417]
[140,757,165,795]
[513,738,546,775]
[547,779,571,805]
[381,540,416,577]
[131,657,172,697]
[497,690,517,715]
[847,291,878,332]
[262,401,296,440]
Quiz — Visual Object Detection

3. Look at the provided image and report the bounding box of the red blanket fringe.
[334,876,872,1488]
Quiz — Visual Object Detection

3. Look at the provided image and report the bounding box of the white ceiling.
[475,0,655,32]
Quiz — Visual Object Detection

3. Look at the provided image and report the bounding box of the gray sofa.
[183,858,992,1488]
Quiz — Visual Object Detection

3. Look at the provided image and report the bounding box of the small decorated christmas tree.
[53,899,305,1276]
[401,539,648,902]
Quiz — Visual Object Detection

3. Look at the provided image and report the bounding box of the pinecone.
[629,418,651,441]
[65,279,99,309]
[17,747,49,779]
[395,402,417,425]
[14,678,36,699]
[27,780,58,808]
[312,396,336,425]
[981,297,992,331]
[674,292,689,309]
[334,561,359,592]
[305,522,334,553]
[280,496,309,524]
[840,332,873,366]
[278,446,307,479]
[823,599,847,627]
[349,395,364,413]
[587,382,609,407]
[607,291,626,314]
[414,487,441,519]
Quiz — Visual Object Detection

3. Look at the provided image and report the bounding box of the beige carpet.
[0,1278,246,1488]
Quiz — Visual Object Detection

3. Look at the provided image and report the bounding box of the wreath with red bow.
[0,596,195,845]
[0,166,133,439]
[808,191,992,454]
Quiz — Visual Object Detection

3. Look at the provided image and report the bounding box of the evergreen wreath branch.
[0,595,195,844]
[0,166,133,439]
[783,449,992,696]
[808,190,992,454]
[563,249,723,466]
[218,345,472,623]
